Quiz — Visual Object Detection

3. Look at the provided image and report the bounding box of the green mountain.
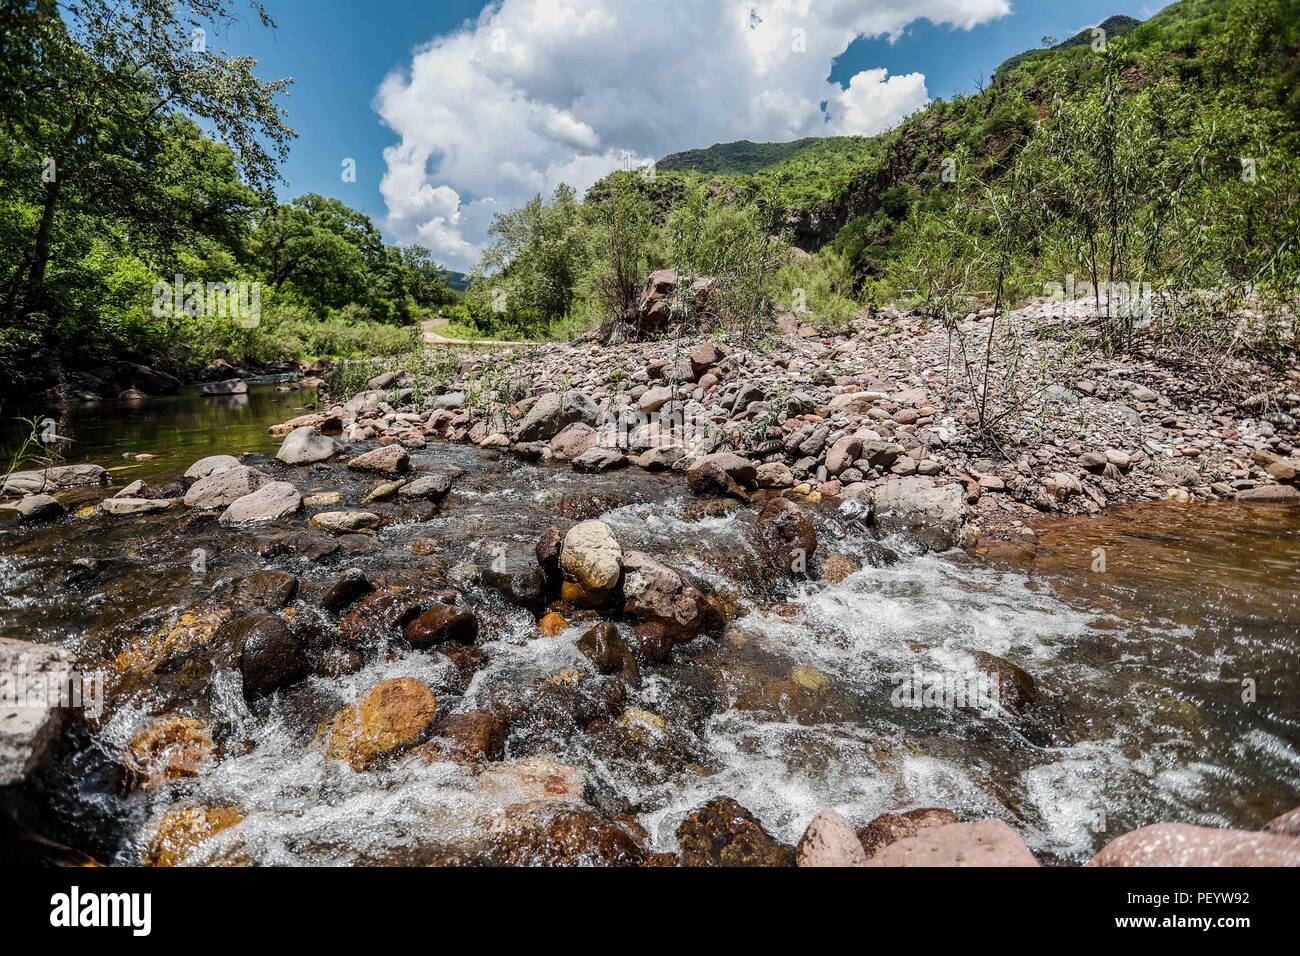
[593,0,1299,284]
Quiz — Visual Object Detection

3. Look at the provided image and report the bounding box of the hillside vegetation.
[462,0,1297,368]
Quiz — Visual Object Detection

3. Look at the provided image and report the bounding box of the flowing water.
[2,386,1298,865]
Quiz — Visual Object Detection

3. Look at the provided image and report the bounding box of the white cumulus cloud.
[375,0,1010,270]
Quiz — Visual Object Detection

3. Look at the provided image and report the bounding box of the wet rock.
[143,804,243,867]
[417,711,508,764]
[346,445,409,475]
[676,796,795,867]
[101,496,172,516]
[315,647,364,678]
[534,610,569,639]
[337,591,425,644]
[1265,805,1300,837]
[560,520,623,600]
[404,604,480,648]
[1088,823,1300,866]
[535,525,566,589]
[225,570,300,609]
[182,455,243,481]
[217,612,309,699]
[276,426,342,465]
[483,546,547,612]
[796,809,868,867]
[864,820,1038,867]
[183,465,271,509]
[971,651,1038,713]
[2,463,109,495]
[124,715,216,791]
[750,498,818,582]
[324,677,439,771]
[321,569,374,614]
[871,477,967,551]
[310,510,382,534]
[856,808,960,859]
[693,452,757,488]
[576,622,639,685]
[620,550,715,638]
[633,622,675,664]
[489,802,645,866]
[479,756,584,802]
[14,493,65,523]
[0,638,78,787]
[818,553,858,583]
[398,473,454,502]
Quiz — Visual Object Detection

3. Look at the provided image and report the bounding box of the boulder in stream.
[0,638,78,787]
[276,426,343,465]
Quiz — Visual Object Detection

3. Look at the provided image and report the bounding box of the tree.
[0,0,293,324]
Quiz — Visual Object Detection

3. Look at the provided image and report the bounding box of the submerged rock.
[123,714,216,792]
[488,802,645,867]
[576,622,639,685]
[143,804,243,867]
[325,677,439,771]
[750,497,817,582]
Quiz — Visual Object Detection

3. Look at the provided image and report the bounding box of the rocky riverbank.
[322,298,1300,545]
[3,302,1299,867]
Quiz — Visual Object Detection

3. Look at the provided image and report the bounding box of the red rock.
[1088,823,1300,867]
[864,820,1038,867]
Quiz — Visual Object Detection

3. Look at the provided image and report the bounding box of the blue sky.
[216,1,1157,268]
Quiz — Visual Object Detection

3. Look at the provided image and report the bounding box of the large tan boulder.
[325,677,438,771]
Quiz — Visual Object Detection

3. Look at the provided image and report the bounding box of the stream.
[2,384,1298,865]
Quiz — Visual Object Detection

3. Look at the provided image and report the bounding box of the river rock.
[416,710,508,765]
[620,550,712,637]
[184,465,271,509]
[1264,805,1300,838]
[15,493,65,523]
[514,390,600,442]
[321,569,374,614]
[347,445,409,475]
[483,546,546,612]
[1088,823,1300,866]
[2,463,109,495]
[276,426,342,465]
[310,510,382,534]
[864,820,1038,866]
[219,481,302,524]
[325,677,439,771]
[226,570,300,608]
[0,638,78,787]
[404,604,479,648]
[216,612,308,699]
[571,446,627,473]
[576,622,639,685]
[857,808,960,859]
[398,473,455,501]
[199,378,248,396]
[488,802,645,866]
[549,422,600,460]
[560,520,623,599]
[143,804,243,867]
[871,477,967,551]
[337,591,425,644]
[676,796,795,867]
[184,455,241,480]
[123,715,215,791]
[1235,484,1300,503]
[750,497,817,581]
[101,496,172,516]
[796,809,868,867]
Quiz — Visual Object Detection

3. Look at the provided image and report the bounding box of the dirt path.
[421,316,524,348]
